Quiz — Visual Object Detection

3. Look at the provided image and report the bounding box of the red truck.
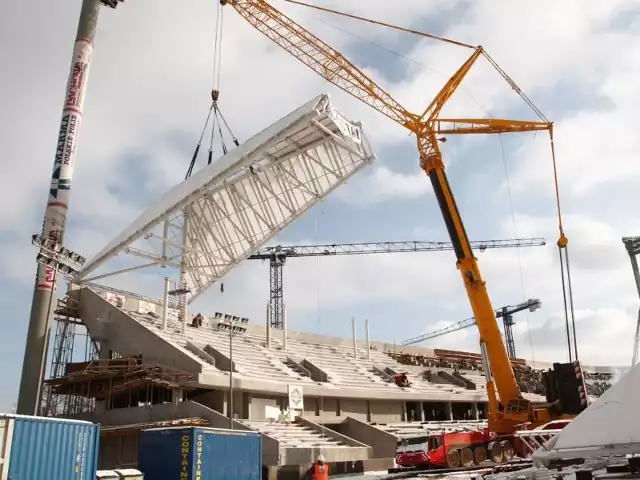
[395,420,569,469]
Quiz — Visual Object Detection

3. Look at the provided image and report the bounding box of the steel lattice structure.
[403,298,542,356]
[623,236,640,366]
[75,94,375,305]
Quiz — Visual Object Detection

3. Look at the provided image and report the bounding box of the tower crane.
[219,0,578,433]
[622,236,640,366]
[403,298,542,360]
[249,238,546,330]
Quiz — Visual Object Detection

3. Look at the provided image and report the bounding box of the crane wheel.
[473,445,487,465]
[500,440,514,461]
[488,441,504,464]
[446,449,461,468]
[460,447,474,467]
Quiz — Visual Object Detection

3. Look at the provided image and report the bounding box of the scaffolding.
[45,357,195,411]
[41,293,98,417]
[168,279,190,331]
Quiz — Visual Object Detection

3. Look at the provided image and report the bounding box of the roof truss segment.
[76,93,376,303]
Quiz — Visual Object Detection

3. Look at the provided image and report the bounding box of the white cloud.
[335,166,429,207]
[1,0,639,408]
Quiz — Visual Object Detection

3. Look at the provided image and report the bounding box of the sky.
[1,0,640,411]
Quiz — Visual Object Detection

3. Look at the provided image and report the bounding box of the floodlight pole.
[17,0,103,415]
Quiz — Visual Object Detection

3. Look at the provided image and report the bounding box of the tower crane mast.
[622,236,640,366]
[219,0,571,433]
[402,298,542,360]
[249,238,546,330]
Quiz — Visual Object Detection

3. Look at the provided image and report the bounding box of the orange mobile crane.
[219,0,584,437]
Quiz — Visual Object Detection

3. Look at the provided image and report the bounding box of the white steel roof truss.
[76,93,375,301]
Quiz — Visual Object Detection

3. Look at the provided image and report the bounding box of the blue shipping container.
[0,413,99,480]
[139,426,262,480]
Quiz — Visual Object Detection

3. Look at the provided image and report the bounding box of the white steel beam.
[75,93,375,302]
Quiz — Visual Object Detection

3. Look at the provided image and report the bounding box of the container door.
[199,433,261,480]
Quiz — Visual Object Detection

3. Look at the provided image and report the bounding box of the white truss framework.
[76,93,376,303]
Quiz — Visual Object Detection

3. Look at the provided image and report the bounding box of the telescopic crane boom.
[250,238,546,330]
[220,0,560,433]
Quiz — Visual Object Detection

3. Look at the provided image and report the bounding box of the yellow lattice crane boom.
[220,0,560,434]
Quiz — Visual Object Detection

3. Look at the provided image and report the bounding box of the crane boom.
[221,0,415,128]
[249,237,546,259]
[250,238,545,331]
[222,0,556,432]
[402,298,542,353]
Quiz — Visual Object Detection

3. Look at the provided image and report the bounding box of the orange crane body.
[221,0,559,434]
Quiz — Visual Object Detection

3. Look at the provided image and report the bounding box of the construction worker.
[304,454,329,479]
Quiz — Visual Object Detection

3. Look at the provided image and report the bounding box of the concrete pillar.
[446,402,453,421]
[162,276,170,331]
[365,318,371,360]
[266,303,272,349]
[352,317,357,359]
[172,387,181,406]
[283,304,288,352]
[472,402,479,420]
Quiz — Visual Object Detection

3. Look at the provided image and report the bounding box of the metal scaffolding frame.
[41,293,99,417]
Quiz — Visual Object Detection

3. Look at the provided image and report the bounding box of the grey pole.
[162,277,170,332]
[229,321,234,429]
[365,318,371,360]
[17,0,102,415]
[352,316,357,359]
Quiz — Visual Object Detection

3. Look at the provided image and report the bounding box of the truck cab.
[396,433,452,468]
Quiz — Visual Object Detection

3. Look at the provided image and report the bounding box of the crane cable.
[549,131,578,361]
[185,3,240,180]
[498,135,535,365]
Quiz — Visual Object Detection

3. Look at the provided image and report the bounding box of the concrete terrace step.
[242,420,348,448]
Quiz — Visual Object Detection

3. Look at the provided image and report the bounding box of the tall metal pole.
[162,277,170,332]
[229,321,234,429]
[365,318,371,360]
[17,0,102,415]
[352,316,357,358]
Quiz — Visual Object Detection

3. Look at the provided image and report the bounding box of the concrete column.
[352,317,357,358]
[172,388,182,406]
[162,276,170,331]
[283,304,288,352]
[446,402,453,420]
[266,303,272,349]
[472,402,479,420]
[365,318,371,360]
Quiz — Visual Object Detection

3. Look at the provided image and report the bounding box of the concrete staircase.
[242,420,344,448]
[241,419,372,465]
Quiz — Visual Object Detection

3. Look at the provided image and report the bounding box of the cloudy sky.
[1,0,639,411]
